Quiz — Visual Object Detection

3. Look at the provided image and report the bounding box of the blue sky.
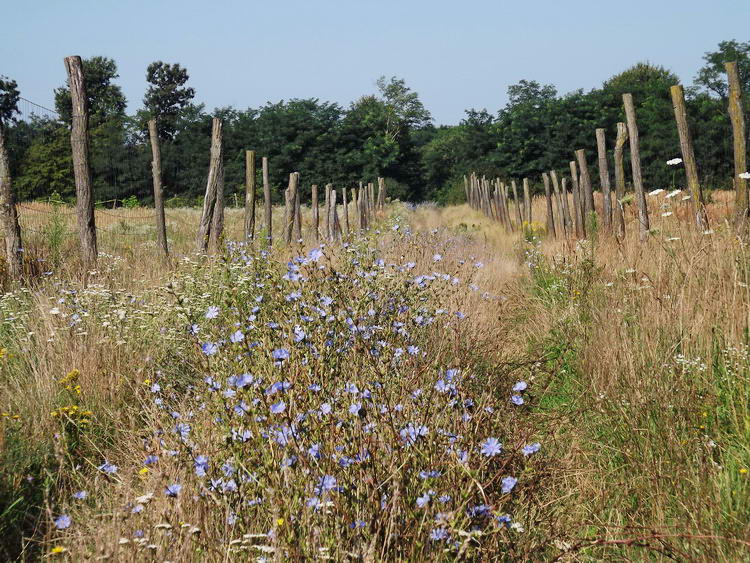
[3,0,748,124]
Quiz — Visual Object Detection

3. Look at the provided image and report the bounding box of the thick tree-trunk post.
[377,177,385,211]
[614,122,628,239]
[244,150,256,241]
[542,172,556,237]
[0,126,22,278]
[311,184,319,242]
[670,85,708,230]
[197,117,223,252]
[147,119,168,257]
[284,173,299,245]
[595,129,613,231]
[575,149,595,222]
[262,157,272,247]
[64,55,97,265]
[343,187,350,237]
[324,184,332,239]
[569,160,585,238]
[726,62,748,229]
[522,178,532,225]
[208,170,225,254]
[623,93,650,241]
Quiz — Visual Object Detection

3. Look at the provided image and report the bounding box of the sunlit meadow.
[1,192,750,560]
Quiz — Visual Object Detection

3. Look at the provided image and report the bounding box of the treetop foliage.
[3,40,749,205]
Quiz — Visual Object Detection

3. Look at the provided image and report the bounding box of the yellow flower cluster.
[1,412,21,420]
[59,369,81,394]
[51,404,93,427]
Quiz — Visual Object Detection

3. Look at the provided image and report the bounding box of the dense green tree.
[695,40,750,99]
[143,62,196,140]
[53,56,127,127]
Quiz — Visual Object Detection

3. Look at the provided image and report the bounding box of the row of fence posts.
[0,55,388,281]
[193,116,387,251]
[466,62,748,241]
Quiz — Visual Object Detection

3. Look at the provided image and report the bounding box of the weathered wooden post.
[522,178,532,225]
[569,160,585,238]
[575,149,595,221]
[196,117,223,252]
[329,188,337,242]
[147,119,168,257]
[542,172,556,237]
[726,62,748,229]
[595,129,612,231]
[377,177,384,210]
[503,183,514,229]
[244,150,256,241]
[311,184,319,242]
[613,122,628,239]
[0,121,22,278]
[342,187,350,237]
[669,85,708,229]
[623,93,649,241]
[284,172,299,245]
[64,55,97,265]
[324,183,332,239]
[262,157,272,247]
[511,180,523,228]
[551,170,571,236]
[208,169,225,254]
[293,173,301,243]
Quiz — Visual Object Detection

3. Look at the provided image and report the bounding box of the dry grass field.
[1,193,749,560]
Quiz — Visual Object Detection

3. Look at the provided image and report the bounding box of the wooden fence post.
[0,124,22,278]
[244,150,256,241]
[148,119,169,256]
[262,157,272,247]
[569,160,585,238]
[575,149,595,221]
[560,176,572,237]
[324,184,332,238]
[147,119,168,257]
[595,129,612,231]
[284,172,298,245]
[670,85,708,230]
[726,62,748,229]
[522,178,532,225]
[329,188,337,242]
[343,187,350,237]
[614,122,628,239]
[311,184,319,242]
[542,172,556,237]
[377,177,384,210]
[551,170,570,236]
[623,93,650,241]
[550,170,566,236]
[64,55,97,265]
[208,168,225,254]
[511,180,523,228]
[196,117,222,252]
[293,173,301,242]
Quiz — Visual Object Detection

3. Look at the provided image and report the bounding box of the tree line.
[1,39,749,206]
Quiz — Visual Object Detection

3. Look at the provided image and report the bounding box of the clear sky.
[2,0,748,124]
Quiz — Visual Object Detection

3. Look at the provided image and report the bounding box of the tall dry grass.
[1,192,749,560]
